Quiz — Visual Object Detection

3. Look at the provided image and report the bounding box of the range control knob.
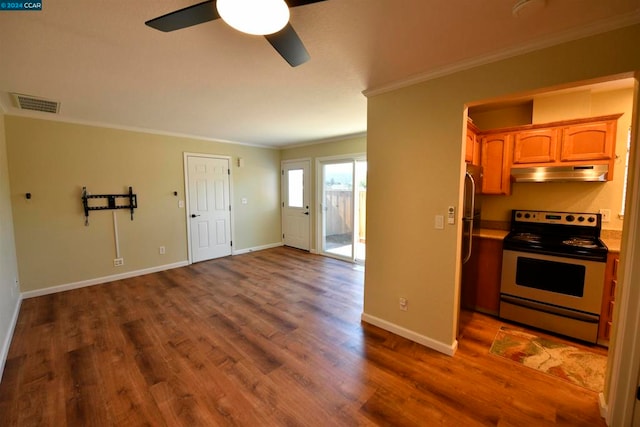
[516,212,522,218]
[577,216,585,222]
[588,216,596,223]
[524,213,531,219]
[566,215,575,222]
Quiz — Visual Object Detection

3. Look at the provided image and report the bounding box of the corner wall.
[363,24,640,350]
[5,117,282,293]
[0,113,21,379]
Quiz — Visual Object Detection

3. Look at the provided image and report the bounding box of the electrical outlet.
[599,209,611,223]
[113,258,124,267]
[399,297,408,311]
[159,246,166,255]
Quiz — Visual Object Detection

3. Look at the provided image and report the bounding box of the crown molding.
[363,13,640,98]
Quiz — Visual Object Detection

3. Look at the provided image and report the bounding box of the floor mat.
[489,326,607,392]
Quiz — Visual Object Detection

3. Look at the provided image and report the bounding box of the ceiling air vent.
[10,93,60,114]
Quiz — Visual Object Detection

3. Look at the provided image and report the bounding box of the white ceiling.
[1,0,639,147]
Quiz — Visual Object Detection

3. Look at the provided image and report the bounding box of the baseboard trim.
[232,242,283,255]
[598,392,608,420]
[1,294,22,382]
[361,312,458,356]
[21,261,190,299]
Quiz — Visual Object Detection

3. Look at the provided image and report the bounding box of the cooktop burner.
[562,237,600,249]
[510,232,541,243]
[503,209,608,262]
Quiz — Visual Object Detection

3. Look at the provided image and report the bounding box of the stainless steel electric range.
[500,209,608,343]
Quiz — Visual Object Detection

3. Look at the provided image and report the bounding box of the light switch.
[435,215,444,230]
[241,197,248,205]
[178,200,184,208]
[448,206,455,224]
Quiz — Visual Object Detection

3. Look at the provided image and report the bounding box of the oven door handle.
[463,171,476,264]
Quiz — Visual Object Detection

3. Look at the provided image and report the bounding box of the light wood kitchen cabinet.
[560,119,617,162]
[508,114,621,175]
[461,236,502,315]
[465,121,481,165]
[480,133,512,195]
[512,128,560,164]
[598,252,619,344]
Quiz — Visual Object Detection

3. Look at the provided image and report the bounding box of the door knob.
[191,214,200,218]
[304,212,309,215]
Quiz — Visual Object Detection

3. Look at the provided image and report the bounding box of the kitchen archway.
[457,74,640,424]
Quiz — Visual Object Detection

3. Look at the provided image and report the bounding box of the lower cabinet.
[461,237,502,315]
[598,252,619,344]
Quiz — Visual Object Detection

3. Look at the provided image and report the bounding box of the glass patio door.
[319,157,366,262]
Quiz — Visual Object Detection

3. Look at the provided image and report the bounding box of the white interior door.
[186,155,232,262]
[282,160,310,251]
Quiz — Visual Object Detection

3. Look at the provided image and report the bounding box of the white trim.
[361,312,458,357]
[0,295,22,381]
[0,110,279,149]
[605,77,640,426]
[183,153,234,265]
[21,261,189,299]
[232,242,283,255]
[280,132,367,150]
[598,393,608,420]
[363,14,640,98]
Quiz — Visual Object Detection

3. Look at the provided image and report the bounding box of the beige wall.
[481,87,634,231]
[0,113,21,373]
[281,135,366,251]
[5,117,281,292]
[364,24,640,350]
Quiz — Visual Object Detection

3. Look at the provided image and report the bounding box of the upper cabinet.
[480,133,512,195]
[477,114,621,195]
[512,128,560,165]
[560,119,617,162]
[465,121,481,166]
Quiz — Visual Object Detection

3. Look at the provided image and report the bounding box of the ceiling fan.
[145,0,326,67]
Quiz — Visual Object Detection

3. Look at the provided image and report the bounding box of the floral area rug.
[489,326,607,393]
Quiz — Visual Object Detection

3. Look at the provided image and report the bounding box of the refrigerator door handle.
[462,171,476,264]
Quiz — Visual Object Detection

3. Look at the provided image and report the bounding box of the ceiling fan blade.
[285,0,327,7]
[145,0,220,32]
[264,23,310,67]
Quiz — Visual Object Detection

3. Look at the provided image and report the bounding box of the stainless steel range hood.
[511,164,609,183]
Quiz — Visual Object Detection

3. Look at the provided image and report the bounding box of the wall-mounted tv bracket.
[81,186,137,226]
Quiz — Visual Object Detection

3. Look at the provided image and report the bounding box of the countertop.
[476,228,621,254]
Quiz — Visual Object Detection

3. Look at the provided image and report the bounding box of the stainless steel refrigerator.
[462,164,482,264]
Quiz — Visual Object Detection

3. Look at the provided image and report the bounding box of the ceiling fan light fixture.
[217,0,290,35]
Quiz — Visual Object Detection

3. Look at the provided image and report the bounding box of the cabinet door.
[560,120,616,162]
[465,125,480,165]
[598,253,619,344]
[480,133,511,195]
[461,237,502,315]
[512,128,559,164]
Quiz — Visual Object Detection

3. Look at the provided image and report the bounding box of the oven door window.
[515,257,586,297]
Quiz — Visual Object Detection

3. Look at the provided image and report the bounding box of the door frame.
[183,152,235,264]
[607,77,640,426]
[281,158,311,251]
[315,153,366,263]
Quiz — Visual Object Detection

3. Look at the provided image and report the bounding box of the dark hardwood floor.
[0,247,607,426]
